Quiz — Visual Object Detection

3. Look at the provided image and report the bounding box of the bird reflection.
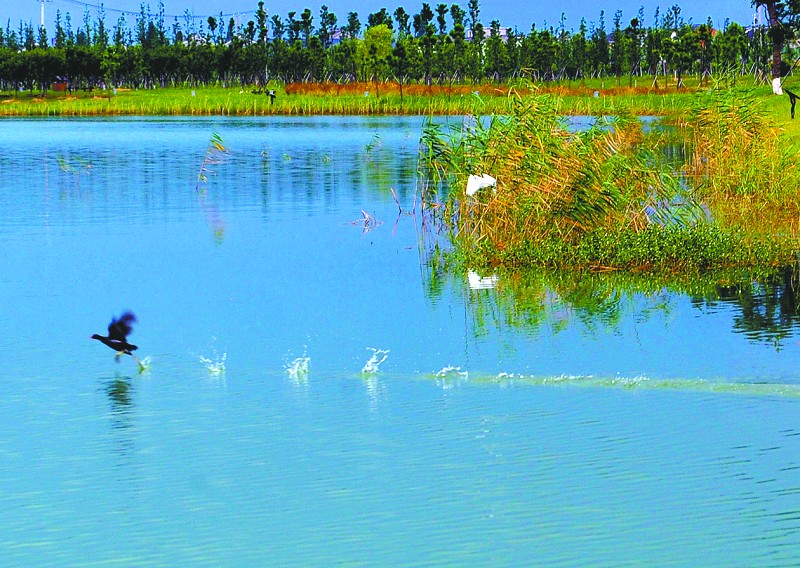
[101,375,136,432]
[99,375,142,499]
[106,376,133,415]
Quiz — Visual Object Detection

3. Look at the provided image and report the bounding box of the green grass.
[0,84,517,116]
[0,76,746,117]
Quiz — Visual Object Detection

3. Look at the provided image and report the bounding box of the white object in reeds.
[465,173,497,196]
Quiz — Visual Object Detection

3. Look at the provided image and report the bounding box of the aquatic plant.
[419,91,800,271]
[364,132,382,158]
[56,153,93,175]
[422,95,699,243]
[195,132,228,241]
[196,132,227,191]
[350,210,383,233]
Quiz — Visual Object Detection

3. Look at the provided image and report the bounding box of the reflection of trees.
[257,136,420,213]
[694,267,800,348]
[426,266,679,338]
[424,256,800,347]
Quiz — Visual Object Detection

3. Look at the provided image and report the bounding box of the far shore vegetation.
[0,79,709,117]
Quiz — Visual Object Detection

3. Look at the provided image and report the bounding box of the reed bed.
[682,91,800,239]
[420,90,800,272]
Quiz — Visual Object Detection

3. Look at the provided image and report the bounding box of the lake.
[0,116,798,566]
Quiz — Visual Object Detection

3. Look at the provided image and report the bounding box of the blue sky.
[3,0,762,33]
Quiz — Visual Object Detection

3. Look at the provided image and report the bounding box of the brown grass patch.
[285,81,530,97]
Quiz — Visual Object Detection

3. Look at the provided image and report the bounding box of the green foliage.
[0,3,781,89]
[357,24,393,83]
[485,225,793,271]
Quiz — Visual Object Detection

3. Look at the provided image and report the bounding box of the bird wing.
[108,311,137,341]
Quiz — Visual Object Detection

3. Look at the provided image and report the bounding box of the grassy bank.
[0,83,515,116]
[0,79,710,117]
[0,76,789,121]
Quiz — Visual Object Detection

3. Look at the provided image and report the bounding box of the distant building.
[466,26,510,42]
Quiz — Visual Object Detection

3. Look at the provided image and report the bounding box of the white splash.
[435,366,469,379]
[435,366,469,390]
[361,348,389,374]
[285,356,310,380]
[199,351,226,375]
[137,356,152,373]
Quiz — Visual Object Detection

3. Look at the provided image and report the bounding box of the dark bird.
[786,88,798,119]
[92,311,139,359]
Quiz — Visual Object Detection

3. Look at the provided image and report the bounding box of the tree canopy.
[0,1,785,93]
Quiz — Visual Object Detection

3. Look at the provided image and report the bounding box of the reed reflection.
[425,260,800,348]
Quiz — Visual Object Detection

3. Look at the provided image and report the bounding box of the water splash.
[435,366,469,390]
[361,348,389,374]
[136,356,152,373]
[199,349,226,376]
[285,356,310,381]
[436,366,469,379]
[469,372,800,398]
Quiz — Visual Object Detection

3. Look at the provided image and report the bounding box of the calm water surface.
[0,116,798,566]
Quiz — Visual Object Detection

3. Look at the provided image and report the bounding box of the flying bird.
[92,311,141,364]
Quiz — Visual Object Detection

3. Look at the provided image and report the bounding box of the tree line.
[0,1,781,92]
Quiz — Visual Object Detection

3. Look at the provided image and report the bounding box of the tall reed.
[419,91,799,271]
[682,91,800,237]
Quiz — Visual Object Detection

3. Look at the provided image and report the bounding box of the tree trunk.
[765,0,784,94]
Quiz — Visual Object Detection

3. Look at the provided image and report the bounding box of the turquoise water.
[0,117,799,566]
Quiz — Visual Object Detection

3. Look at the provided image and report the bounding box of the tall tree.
[358,23,392,87]
[394,7,411,36]
[299,8,314,44]
[753,0,800,93]
[256,1,268,44]
[318,5,337,48]
[436,4,449,35]
[367,8,392,29]
[343,12,361,38]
